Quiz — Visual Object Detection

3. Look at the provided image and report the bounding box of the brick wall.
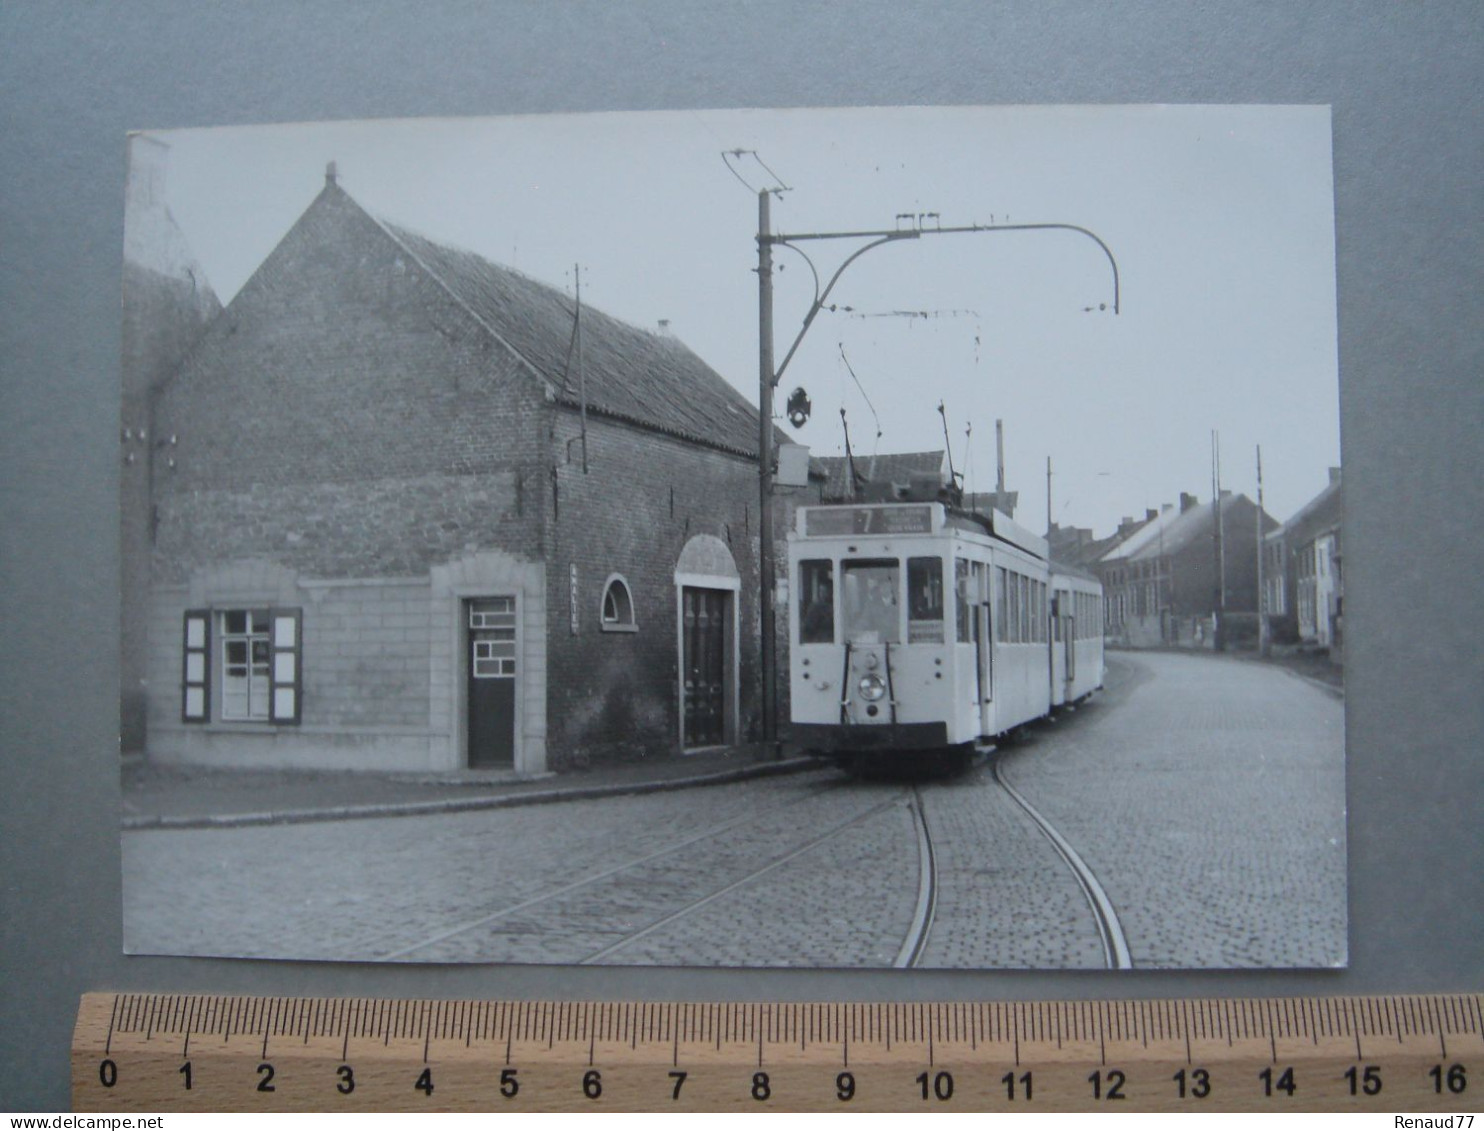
[1170,497,1265,617]
[142,180,806,772]
[154,183,552,501]
[543,408,763,767]
[154,472,528,583]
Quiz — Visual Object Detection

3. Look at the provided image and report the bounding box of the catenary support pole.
[758,189,778,754]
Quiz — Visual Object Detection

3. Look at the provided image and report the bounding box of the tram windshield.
[841,559,900,644]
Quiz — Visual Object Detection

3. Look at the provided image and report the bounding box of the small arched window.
[600,575,637,632]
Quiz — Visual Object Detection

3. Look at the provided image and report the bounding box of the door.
[1065,615,1076,684]
[467,597,516,767]
[682,587,728,747]
[977,563,996,736]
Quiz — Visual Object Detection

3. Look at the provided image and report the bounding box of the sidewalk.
[121,745,824,831]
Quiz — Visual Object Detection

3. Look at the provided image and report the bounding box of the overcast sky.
[135,105,1339,535]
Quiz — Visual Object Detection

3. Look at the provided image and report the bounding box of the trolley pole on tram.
[753,193,1121,753]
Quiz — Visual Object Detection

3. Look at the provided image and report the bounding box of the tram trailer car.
[787,500,1104,771]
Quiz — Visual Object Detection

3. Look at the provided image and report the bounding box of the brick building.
[141,168,795,774]
[1097,491,1277,649]
[1263,467,1343,653]
[812,450,948,502]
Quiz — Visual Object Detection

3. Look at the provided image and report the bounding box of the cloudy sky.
[135,105,1339,535]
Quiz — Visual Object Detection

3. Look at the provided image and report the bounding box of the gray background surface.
[2,1,1479,1111]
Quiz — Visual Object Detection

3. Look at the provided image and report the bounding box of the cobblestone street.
[992,651,1347,968]
[123,651,1345,969]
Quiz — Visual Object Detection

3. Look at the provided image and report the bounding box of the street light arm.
[772,240,823,316]
[771,231,919,387]
[930,222,1121,314]
[775,220,1120,313]
[767,221,1118,389]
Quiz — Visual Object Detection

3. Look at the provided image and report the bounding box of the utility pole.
[757,190,778,754]
[1046,456,1053,536]
[996,419,1006,505]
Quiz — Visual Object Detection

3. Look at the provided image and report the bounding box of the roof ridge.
[360,208,557,398]
[328,182,763,456]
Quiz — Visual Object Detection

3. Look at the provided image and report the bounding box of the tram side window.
[955,558,973,643]
[995,567,1008,643]
[1011,572,1024,643]
[799,559,835,644]
[842,559,901,644]
[907,556,944,643]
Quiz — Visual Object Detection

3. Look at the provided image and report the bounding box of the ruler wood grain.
[73,992,1482,1112]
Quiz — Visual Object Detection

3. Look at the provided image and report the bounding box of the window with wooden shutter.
[182,610,210,723]
[269,607,302,725]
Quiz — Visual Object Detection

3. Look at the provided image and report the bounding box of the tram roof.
[793,501,1049,560]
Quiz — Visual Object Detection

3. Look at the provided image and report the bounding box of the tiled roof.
[813,450,947,499]
[1101,500,1216,563]
[1271,475,1341,543]
[373,214,763,457]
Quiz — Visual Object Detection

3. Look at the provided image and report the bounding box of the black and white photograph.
[119,105,1345,969]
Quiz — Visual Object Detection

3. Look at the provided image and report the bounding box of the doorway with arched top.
[674,534,740,751]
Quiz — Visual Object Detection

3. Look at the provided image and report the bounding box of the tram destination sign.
[805,504,934,537]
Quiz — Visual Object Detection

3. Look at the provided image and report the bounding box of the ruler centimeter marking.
[74,993,1482,1113]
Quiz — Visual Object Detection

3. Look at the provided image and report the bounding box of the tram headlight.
[857,673,887,702]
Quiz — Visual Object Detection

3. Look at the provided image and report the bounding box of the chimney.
[325,160,338,187]
[657,319,672,336]
[1329,466,1341,485]
[1180,491,1197,512]
[1146,508,1158,522]
[1162,503,1173,513]
[995,419,1006,497]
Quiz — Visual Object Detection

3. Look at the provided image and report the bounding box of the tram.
[787,492,1104,771]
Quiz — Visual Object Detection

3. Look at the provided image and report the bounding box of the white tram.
[787,498,1104,769]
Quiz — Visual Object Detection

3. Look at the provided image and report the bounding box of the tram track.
[376,774,922,965]
[581,791,911,965]
[991,755,1133,970]
[893,786,938,969]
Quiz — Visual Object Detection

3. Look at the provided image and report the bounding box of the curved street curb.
[122,756,826,832]
[1277,665,1346,700]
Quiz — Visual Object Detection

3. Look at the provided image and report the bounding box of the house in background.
[1096,491,1277,649]
[139,166,797,774]
[812,450,948,503]
[1263,467,1343,656]
[120,135,222,753]
[1046,521,1126,574]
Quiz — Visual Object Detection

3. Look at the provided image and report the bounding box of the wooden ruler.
[73,992,1481,1112]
